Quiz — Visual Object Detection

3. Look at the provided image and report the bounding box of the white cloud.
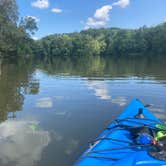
[94,5,112,21]
[85,5,112,29]
[113,0,130,8]
[31,0,49,9]
[86,17,106,27]
[26,16,40,22]
[51,8,63,13]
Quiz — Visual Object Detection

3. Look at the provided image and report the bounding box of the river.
[0,56,166,166]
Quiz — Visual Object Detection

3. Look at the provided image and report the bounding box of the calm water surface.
[0,56,166,166]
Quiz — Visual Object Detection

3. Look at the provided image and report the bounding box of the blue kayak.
[75,99,166,166]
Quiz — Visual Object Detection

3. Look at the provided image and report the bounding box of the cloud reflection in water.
[36,97,53,108]
[85,80,127,106]
[111,97,127,106]
[86,81,111,100]
[150,107,166,121]
[0,120,50,166]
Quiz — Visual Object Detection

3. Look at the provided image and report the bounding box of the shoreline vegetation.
[0,0,166,60]
[35,23,166,60]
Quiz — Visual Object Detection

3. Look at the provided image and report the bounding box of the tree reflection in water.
[0,60,39,122]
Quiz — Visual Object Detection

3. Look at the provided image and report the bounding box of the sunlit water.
[0,56,166,166]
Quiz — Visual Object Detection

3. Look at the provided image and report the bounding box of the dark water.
[0,56,166,166]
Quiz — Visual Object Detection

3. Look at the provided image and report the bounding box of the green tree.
[0,0,18,25]
[0,0,18,55]
[0,0,38,58]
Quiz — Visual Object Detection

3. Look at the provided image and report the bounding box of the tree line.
[35,23,166,59]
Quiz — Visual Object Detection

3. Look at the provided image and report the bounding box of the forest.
[0,0,166,60]
[35,23,166,59]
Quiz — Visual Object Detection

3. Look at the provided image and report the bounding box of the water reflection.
[150,106,166,121]
[0,120,50,166]
[111,97,127,106]
[65,139,79,155]
[86,80,111,100]
[36,97,53,108]
[36,56,166,79]
[0,61,39,122]
[0,56,166,166]
[85,80,127,106]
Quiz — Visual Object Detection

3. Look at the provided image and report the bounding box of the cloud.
[84,0,130,29]
[26,16,40,22]
[113,0,130,8]
[51,8,63,14]
[94,5,112,21]
[85,18,106,28]
[85,5,112,29]
[31,0,49,9]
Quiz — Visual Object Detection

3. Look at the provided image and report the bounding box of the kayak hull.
[75,99,166,166]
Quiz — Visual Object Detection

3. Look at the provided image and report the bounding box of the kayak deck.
[75,99,166,166]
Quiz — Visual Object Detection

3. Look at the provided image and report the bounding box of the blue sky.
[16,0,166,39]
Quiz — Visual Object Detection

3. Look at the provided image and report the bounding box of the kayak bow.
[75,99,166,166]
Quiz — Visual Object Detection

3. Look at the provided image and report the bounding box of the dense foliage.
[35,23,166,59]
[0,0,38,58]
